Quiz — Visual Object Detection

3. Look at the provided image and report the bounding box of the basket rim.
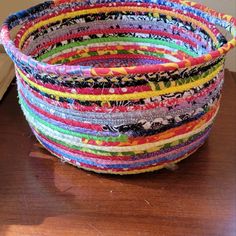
[1,0,236,77]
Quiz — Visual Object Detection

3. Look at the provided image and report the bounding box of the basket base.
[32,133,207,175]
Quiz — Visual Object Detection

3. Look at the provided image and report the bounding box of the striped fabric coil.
[1,0,236,174]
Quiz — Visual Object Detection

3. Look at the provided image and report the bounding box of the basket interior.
[16,3,227,68]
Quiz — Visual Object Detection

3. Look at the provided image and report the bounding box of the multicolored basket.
[1,0,236,174]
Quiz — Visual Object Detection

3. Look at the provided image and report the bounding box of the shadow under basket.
[1,0,236,174]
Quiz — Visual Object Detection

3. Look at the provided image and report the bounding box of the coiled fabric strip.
[1,0,235,174]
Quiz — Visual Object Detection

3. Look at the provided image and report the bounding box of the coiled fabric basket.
[1,0,236,174]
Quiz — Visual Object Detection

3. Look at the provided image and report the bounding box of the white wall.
[0,0,235,71]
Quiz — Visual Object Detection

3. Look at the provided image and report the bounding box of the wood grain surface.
[0,70,235,236]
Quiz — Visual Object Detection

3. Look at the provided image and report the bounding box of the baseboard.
[0,53,15,100]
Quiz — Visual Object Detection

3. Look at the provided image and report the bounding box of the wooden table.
[0,71,235,236]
